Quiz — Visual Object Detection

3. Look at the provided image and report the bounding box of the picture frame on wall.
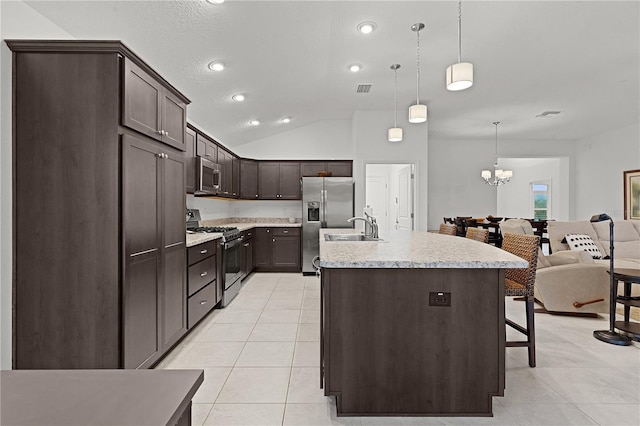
[624,169,640,220]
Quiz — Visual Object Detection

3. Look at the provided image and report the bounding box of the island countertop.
[319,228,528,269]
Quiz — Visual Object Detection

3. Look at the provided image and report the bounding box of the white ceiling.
[24,0,640,148]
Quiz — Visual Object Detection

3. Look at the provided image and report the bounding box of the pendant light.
[446,2,474,91]
[388,64,403,142]
[481,122,513,186]
[408,23,427,123]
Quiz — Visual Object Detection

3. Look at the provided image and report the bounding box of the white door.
[396,165,413,230]
[365,175,388,231]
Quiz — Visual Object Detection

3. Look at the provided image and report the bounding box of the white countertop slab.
[319,229,528,269]
[186,221,301,247]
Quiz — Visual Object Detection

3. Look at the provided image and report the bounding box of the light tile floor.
[156,273,640,425]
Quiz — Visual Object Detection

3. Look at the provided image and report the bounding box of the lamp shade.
[481,170,491,179]
[408,104,427,123]
[446,62,473,91]
[388,127,403,142]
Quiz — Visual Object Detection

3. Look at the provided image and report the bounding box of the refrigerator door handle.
[321,189,327,227]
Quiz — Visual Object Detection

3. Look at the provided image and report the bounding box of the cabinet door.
[123,134,161,369]
[196,133,218,162]
[219,149,233,197]
[161,90,187,151]
[240,160,259,199]
[161,150,187,349]
[279,162,301,199]
[272,235,301,269]
[300,162,327,177]
[232,157,240,198]
[258,162,279,199]
[254,228,272,268]
[185,127,196,194]
[246,239,254,273]
[123,59,162,142]
[326,161,352,177]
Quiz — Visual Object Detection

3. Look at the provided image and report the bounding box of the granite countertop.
[186,218,302,247]
[319,229,528,269]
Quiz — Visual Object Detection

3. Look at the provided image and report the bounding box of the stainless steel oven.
[195,157,221,195]
[221,235,244,307]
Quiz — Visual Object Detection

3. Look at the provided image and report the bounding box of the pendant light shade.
[446,62,473,91]
[388,64,403,142]
[446,2,473,91]
[409,23,427,124]
[408,104,427,123]
[388,127,403,142]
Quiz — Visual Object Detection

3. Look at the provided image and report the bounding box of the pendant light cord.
[494,121,500,167]
[394,67,398,127]
[415,28,421,105]
[457,1,462,63]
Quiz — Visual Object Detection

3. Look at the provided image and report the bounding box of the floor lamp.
[590,213,632,346]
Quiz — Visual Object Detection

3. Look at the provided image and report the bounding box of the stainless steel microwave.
[195,157,221,195]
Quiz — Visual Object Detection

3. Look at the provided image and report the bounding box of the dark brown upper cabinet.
[217,148,234,198]
[185,127,196,194]
[123,58,187,151]
[240,160,259,199]
[300,161,353,177]
[232,157,240,198]
[258,162,300,200]
[196,133,218,162]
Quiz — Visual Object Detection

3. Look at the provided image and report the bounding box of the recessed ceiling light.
[349,64,362,73]
[357,21,376,34]
[208,61,225,71]
[206,0,224,4]
[232,94,245,102]
[281,117,291,124]
[249,120,260,126]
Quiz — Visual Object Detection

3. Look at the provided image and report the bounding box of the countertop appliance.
[302,177,354,274]
[186,209,243,307]
[195,157,221,196]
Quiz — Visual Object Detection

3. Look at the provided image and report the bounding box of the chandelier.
[481,122,513,185]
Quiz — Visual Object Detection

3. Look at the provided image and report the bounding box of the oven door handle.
[223,236,244,249]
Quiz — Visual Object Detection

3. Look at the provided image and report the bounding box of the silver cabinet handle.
[283,230,289,234]
[247,233,252,236]
[199,300,208,305]
[273,238,276,242]
[266,229,270,233]
[200,249,208,254]
[233,193,236,196]
[165,131,169,137]
[243,243,250,247]
[158,130,163,135]
[200,271,208,277]
[255,194,258,198]
[206,153,211,157]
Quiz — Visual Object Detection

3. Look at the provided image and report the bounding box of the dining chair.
[501,233,540,368]
[465,227,489,243]
[443,217,455,225]
[438,223,457,236]
[453,217,468,237]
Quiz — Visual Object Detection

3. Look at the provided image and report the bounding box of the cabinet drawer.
[187,240,217,266]
[273,227,300,237]
[242,228,255,241]
[188,284,216,329]
[188,256,216,296]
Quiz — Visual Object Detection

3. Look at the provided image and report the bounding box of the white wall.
[427,138,577,231]
[574,123,640,220]
[1,0,74,369]
[353,111,428,231]
[233,120,353,159]
[497,157,570,221]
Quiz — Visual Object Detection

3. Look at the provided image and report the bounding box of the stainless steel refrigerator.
[302,177,354,274]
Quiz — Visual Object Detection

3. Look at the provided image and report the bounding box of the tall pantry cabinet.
[8,40,189,369]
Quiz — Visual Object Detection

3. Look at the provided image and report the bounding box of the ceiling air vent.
[356,84,372,93]
[536,111,561,117]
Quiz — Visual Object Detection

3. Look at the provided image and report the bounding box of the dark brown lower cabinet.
[123,134,187,369]
[241,229,255,279]
[186,240,219,329]
[254,227,301,272]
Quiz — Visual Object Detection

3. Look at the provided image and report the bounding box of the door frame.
[364,162,417,232]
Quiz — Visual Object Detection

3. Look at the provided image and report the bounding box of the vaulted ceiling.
[25,0,640,147]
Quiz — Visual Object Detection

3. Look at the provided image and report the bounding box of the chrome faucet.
[347,214,379,239]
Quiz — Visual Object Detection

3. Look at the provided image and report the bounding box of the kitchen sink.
[324,234,381,242]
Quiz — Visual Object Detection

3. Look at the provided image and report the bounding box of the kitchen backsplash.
[187,195,302,221]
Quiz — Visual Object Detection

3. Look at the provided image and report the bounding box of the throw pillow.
[563,233,603,259]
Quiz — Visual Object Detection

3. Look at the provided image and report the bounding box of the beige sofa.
[547,220,640,270]
[501,219,611,314]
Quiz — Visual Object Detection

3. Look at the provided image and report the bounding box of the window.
[531,181,550,220]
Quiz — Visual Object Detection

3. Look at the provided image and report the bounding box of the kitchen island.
[319,229,527,417]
